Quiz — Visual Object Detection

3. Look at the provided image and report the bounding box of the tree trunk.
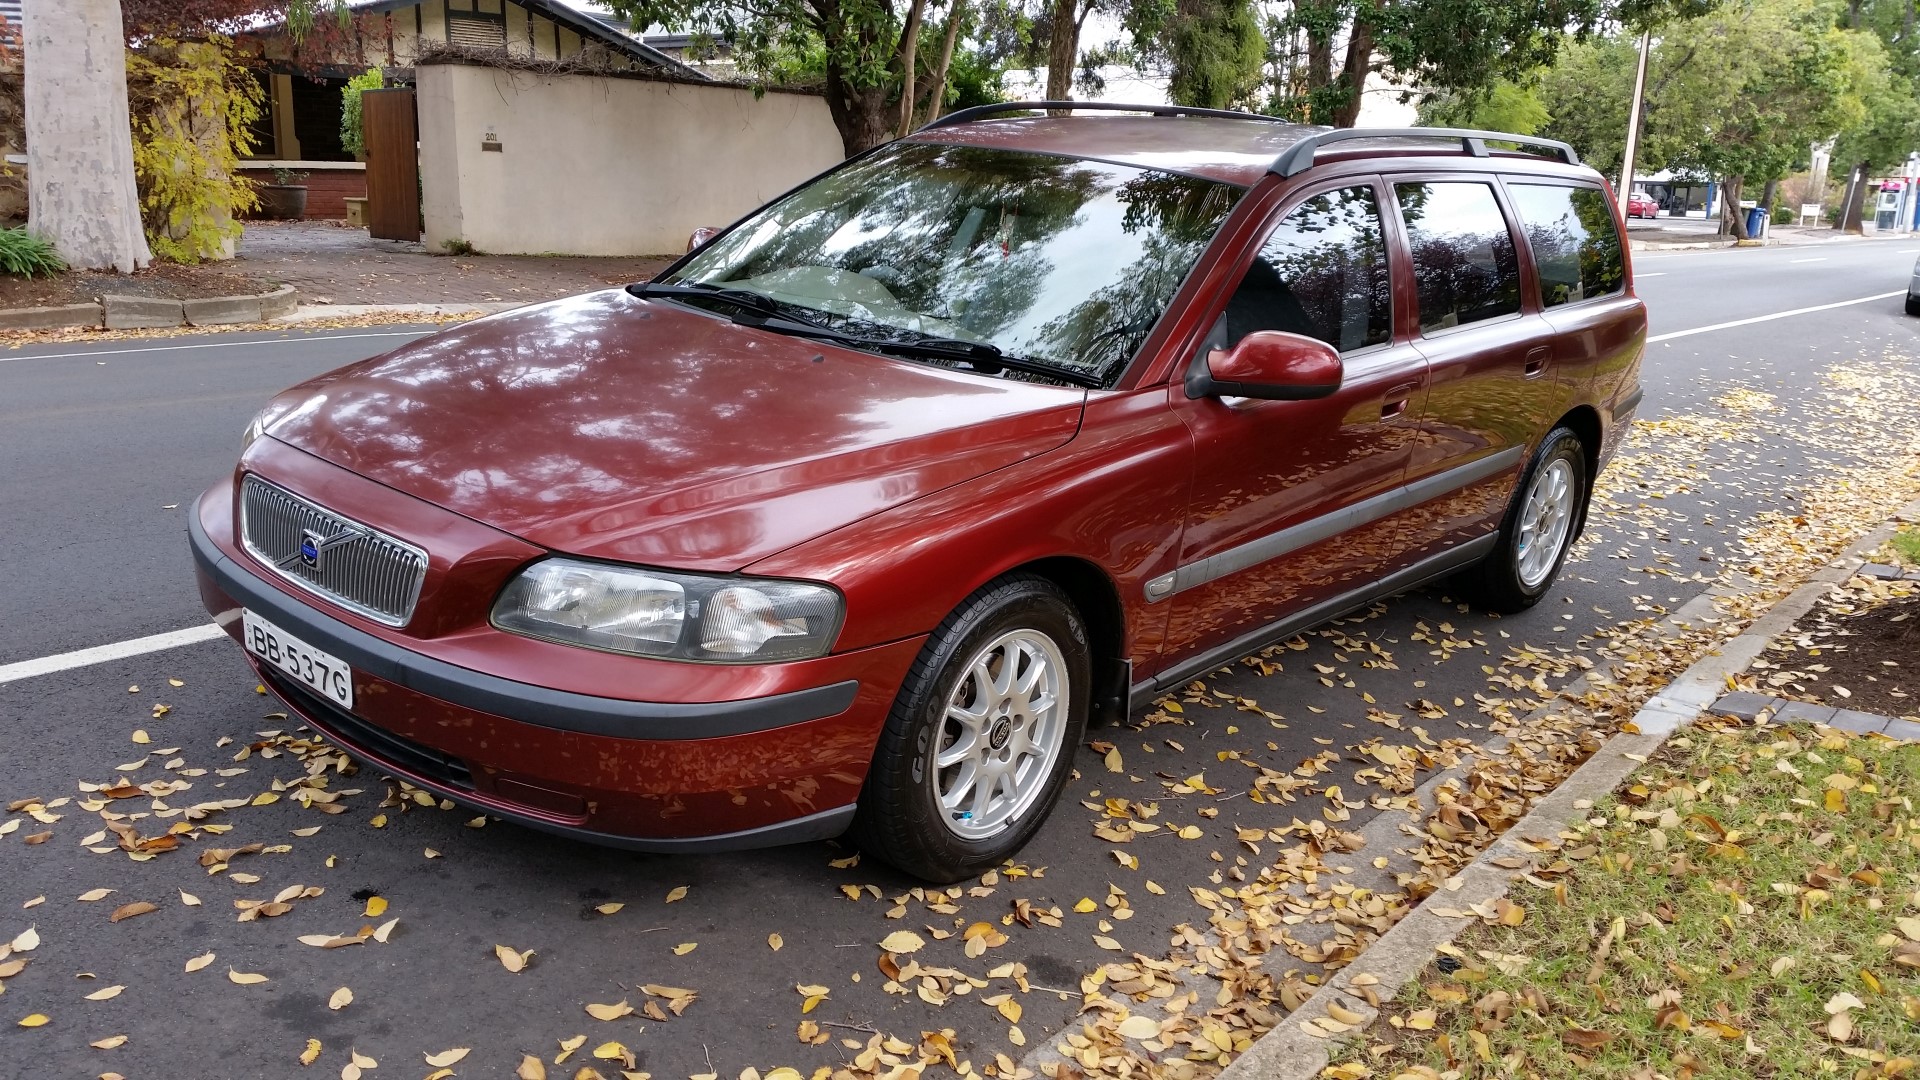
[823,65,896,156]
[1045,0,1079,100]
[1306,25,1332,92]
[893,0,926,137]
[1758,178,1777,222]
[1329,17,1374,127]
[1721,175,1746,239]
[917,0,967,128]
[1839,161,1871,234]
[23,0,151,272]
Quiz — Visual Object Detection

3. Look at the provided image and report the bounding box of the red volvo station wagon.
[191,104,1646,881]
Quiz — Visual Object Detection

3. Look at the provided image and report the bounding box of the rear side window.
[1505,183,1626,307]
[1221,185,1391,353]
[1394,182,1522,333]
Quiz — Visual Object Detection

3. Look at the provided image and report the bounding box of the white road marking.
[1636,272,1668,277]
[1648,290,1906,344]
[0,330,426,365]
[0,624,227,685]
[1790,257,1828,263]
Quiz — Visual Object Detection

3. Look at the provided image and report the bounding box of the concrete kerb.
[1218,495,1920,1080]
[0,284,300,332]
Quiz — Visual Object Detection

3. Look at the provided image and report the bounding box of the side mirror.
[686,227,721,253]
[1186,330,1343,401]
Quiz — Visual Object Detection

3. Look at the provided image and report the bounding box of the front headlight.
[491,558,844,663]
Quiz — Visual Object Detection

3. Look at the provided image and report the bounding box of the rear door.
[1499,180,1641,454]
[1388,176,1567,563]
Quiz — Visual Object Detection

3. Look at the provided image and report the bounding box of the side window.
[1221,185,1391,353]
[1394,182,1522,333]
[1505,183,1626,307]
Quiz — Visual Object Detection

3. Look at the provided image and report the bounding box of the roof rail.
[1269,128,1580,176]
[919,100,1292,132]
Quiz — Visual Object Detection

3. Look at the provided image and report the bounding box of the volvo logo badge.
[280,525,360,573]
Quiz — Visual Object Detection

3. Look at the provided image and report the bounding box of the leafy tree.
[1416,78,1553,136]
[340,67,385,161]
[607,0,1014,155]
[25,0,342,271]
[1123,0,1265,109]
[1647,0,1872,237]
[1831,0,1920,232]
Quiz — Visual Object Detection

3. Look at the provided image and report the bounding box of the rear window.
[1505,183,1626,307]
[1394,182,1522,333]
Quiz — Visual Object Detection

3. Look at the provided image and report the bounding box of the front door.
[1159,180,1431,670]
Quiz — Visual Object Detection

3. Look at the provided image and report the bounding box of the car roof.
[908,108,1597,189]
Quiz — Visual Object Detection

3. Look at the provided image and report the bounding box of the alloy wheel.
[1515,457,1577,588]
[932,629,1069,840]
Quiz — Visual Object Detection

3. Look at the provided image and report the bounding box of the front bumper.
[190,484,922,850]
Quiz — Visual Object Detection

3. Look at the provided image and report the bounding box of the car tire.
[850,574,1090,883]
[1454,427,1589,614]
[1906,292,1919,317]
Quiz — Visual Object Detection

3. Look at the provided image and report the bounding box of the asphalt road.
[1,237,1917,1080]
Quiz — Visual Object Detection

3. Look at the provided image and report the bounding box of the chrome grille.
[239,476,429,627]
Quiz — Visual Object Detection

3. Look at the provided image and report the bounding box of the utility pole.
[1617,30,1652,202]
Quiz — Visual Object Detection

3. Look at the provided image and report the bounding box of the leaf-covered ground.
[1323,713,1920,1080]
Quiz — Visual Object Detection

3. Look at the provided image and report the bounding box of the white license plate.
[243,609,353,710]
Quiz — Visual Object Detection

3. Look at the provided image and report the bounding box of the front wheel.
[850,575,1090,883]
[1454,428,1588,614]
[1906,292,1919,316]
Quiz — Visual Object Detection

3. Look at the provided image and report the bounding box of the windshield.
[663,143,1243,387]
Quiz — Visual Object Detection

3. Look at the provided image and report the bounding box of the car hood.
[262,290,1086,571]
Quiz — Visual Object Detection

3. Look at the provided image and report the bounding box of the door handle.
[1524,347,1551,378]
[1382,381,1419,419]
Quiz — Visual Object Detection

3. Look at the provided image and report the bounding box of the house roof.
[303,0,709,80]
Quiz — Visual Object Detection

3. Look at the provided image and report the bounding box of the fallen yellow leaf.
[227,969,268,985]
[423,1048,471,1068]
[328,987,352,1011]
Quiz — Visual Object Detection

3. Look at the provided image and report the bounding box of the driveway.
[2,240,1919,1079]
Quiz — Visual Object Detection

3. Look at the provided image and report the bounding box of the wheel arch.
[1553,403,1604,539]
[1000,555,1130,727]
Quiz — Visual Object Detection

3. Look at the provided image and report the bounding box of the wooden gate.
[362,88,419,242]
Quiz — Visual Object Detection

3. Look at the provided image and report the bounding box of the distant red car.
[1625,192,1659,218]
[192,105,1645,881]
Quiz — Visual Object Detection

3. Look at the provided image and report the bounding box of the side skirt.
[1126,533,1498,712]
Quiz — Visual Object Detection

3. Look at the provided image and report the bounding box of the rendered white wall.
[418,64,843,256]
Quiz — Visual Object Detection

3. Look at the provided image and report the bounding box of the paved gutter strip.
[276,300,520,323]
[1216,495,1920,1080]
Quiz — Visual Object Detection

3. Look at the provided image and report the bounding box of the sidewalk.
[231,221,676,305]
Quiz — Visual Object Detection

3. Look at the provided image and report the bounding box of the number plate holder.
[242,609,354,710]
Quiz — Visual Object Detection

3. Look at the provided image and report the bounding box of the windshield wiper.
[626,280,797,321]
[629,280,1102,389]
[740,316,1104,390]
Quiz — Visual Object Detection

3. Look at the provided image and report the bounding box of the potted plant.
[256,166,308,220]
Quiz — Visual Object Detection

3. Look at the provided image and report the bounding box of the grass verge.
[1325,715,1920,1079]
[1888,527,1920,567]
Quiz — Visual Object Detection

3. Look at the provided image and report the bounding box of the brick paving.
[232,220,675,305]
